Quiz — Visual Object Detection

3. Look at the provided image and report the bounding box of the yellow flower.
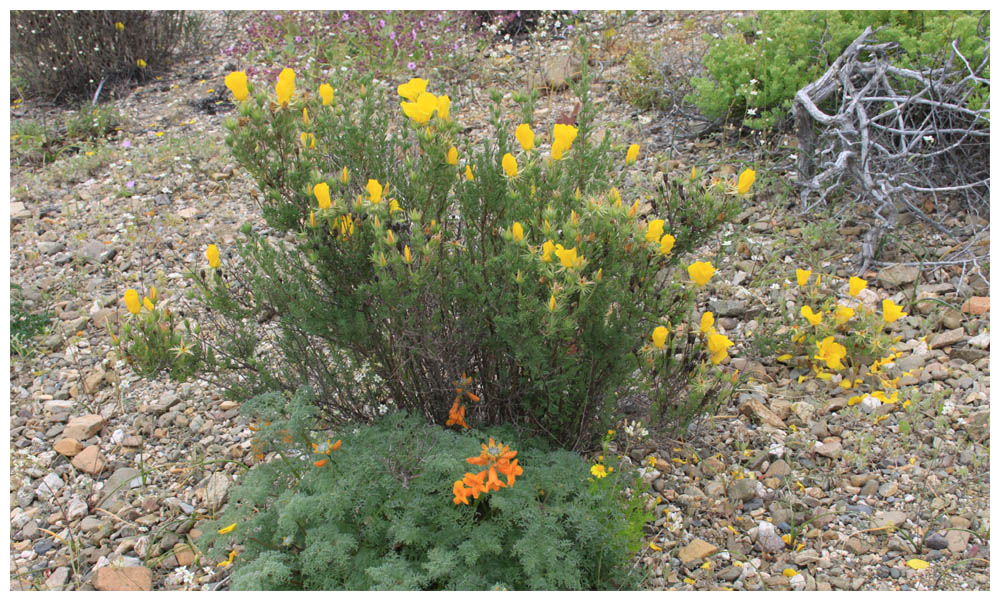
[849,276,867,297]
[796,269,811,287]
[403,245,413,264]
[736,168,756,195]
[541,240,555,262]
[882,299,907,323]
[216,549,238,568]
[465,165,474,181]
[367,179,383,204]
[143,296,154,312]
[555,245,580,270]
[590,464,608,478]
[401,91,437,123]
[319,83,334,105]
[309,211,316,228]
[302,107,310,125]
[502,153,518,178]
[690,165,698,181]
[551,123,578,160]
[386,229,395,245]
[609,187,621,207]
[314,182,331,209]
[275,68,295,106]
[397,77,428,101]
[299,132,315,148]
[123,289,141,315]
[688,261,716,286]
[625,143,639,164]
[150,286,157,304]
[651,326,668,349]
[436,95,450,120]
[834,304,855,325]
[115,21,125,31]
[699,312,714,335]
[206,244,220,269]
[814,336,847,370]
[548,294,557,312]
[389,199,402,214]
[645,219,665,243]
[659,233,675,255]
[224,71,249,102]
[511,222,524,243]
[515,123,535,151]
[340,166,349,184]
[800,305,822,326]
[446,146,458,165]
[707,332,734,364]
[136,59,147,69]
[217,523,236,535]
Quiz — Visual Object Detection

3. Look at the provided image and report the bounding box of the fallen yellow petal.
[217,523,236,535]
[649,542,662,552]
[906,558,930,570]
[783,568,798,577]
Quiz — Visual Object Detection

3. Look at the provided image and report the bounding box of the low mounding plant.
[10,10,203,102]
[202,407,651,590]
[688,10,989,129]
[115,286,201,382]
[195,42,747,450]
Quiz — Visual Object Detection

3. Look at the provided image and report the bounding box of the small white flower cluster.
[622,419,648,439]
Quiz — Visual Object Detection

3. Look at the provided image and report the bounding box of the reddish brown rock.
[53,438,84,457]
[173,543,198,566]
[961,296,989,315]
[71,445,106,475]
[93,566,152,591]
[63,414,105,441]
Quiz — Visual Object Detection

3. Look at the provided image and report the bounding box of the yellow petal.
[905,558,930,570]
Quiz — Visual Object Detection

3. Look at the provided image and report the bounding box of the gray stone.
[80,516,104,533]
[17,484,36,507]
[930,327,965,349]
[148,392,179,414]
[728,479,757,502]
[77,241,117,264]
[67,496,89,520]
[711,299,746,317]
[924,532,949,550]
[205,472,232,510]
[764,459,791,478]
[719,565,742,581]
[45,566,71,590]
[98,467,142,509]
[22,519,39,539]
[37,472,65,497]
[878,264,920,288]
[874,511,907,529]
[62,414,105,441]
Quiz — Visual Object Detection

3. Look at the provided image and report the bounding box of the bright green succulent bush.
[688,10,990,129]
[195,44,746,450]
[202,407,651,590]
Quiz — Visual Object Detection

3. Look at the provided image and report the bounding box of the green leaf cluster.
[688,10,990,129]
[202,409,651,590]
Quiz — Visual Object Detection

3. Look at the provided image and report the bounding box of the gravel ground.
[9,11,990,591]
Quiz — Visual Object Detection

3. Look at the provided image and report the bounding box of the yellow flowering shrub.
[201,58,741,447]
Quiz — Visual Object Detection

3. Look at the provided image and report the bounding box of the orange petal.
[313,458,328,468]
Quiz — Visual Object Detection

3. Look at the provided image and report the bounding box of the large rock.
[93,566,152,591]
[63,414,105,441]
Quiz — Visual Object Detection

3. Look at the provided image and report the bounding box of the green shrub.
[195,44,743,449]
[11,284,52,357]
[202,407,651,590]
[10,10,204,103]
[688,10,989,129]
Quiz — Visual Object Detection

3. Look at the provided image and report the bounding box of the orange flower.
[452,480,473,505]
[314,458,328,468]
[462,471,488,498]
[485,466,506,492]
[446,400,468,429]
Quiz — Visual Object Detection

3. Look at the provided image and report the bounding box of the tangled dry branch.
[793,26,990,243]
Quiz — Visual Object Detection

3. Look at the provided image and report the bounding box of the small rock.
[83,368,106,395]
[961,296,989,315]
[945,528,970,554]
[878,481,899,498]
[173,542,198,566]
[67,496,89,520]
[63,414,105,441]
[711,299,746,317]
[37,472,65,498]
[822,397,848,414]
[877,264,920,288]
[71,445,107,475]
[929,327,965,349]
[874,511,907,529]
[45,566,71,590]
[539,54,582,90]
[728,479,757,502]
[764,459,791,478]
[740,398,786,429]
[718,564,742,582]
[845,537,868,555]
[924,532,949,550]
[814,439,842,458]
[22,519,39,539]
[16,485,36,508]
[80,516,104,533]
[98,467,142,509]
[54,438,85,457]
[205,472,233,510]
[93,566,152,591]
[177,207,200,219]
[756,521,785,553]
[678,538,718,564]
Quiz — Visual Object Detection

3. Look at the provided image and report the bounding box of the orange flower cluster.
[445,372,480,429]
[452,437,523,505]
[311,438,342,467]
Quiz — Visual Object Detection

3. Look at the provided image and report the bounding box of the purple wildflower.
[122,140,131,148]
[342,13,349,21]
[126,181,136,189]
[389,30,395,39]
[295,35,302,42]
[378,19,385,29]
[407,61,416,70]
